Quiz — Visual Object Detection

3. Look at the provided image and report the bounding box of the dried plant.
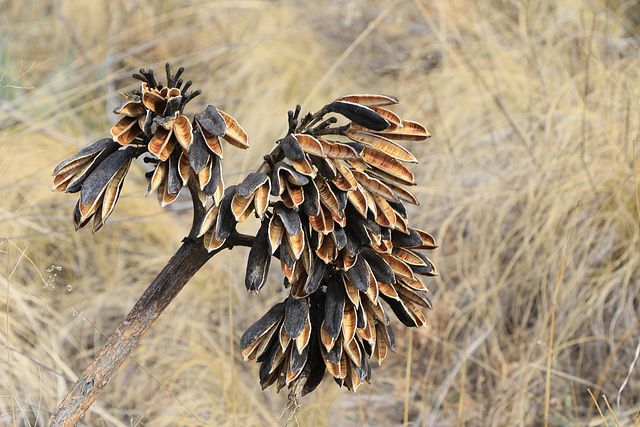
[49,65,437,425]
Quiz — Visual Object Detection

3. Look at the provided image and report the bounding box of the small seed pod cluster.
[234,95,438,394]
[52,64,248,231]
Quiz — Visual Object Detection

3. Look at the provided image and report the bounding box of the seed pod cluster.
[52,70,437,397]
[53,64,248,231]
[238,94,438,394]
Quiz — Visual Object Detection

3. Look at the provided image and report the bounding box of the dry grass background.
[1,0,640,425]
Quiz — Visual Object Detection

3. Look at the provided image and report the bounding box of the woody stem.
[47,183,253,426]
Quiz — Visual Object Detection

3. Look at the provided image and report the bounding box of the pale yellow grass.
[1,0,640,425]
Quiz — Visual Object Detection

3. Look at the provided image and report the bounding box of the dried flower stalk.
[48,65,437,425]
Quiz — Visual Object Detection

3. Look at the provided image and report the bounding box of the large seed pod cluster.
[236,95,438,394]
[52,64,248,231]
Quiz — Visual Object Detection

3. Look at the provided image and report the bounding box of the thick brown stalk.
[47,232,253,426]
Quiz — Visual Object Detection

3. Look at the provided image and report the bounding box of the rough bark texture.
[47,234,251,426]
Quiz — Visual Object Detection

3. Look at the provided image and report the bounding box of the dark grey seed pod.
[353,342,370,382]
[240,301,285,351]
[302,342,326,396]
[73,200,91,230]
[154,114,176,127]
[189,122,211,173]
[302,181,320,216]
[309,155,336,180]
[53,137,119,180]
[332,185,348,216]
[391,228,423,248]
[324,277,345,339]
[290,338,310,373]
[280,242,295,269]
[274,202,302,236]
[163,95,183,117]
[245,217,272,293]
[345,142,364,155]
[66,141,122,194]
[388,199,407,218]
[303,256,326,295]
[308,229,321,251]
[323,336,342,365]
[282,134,305,162]
[80,146,136,206]
[332,226,347,251]
[259,344,279,385]
[203,155,222,196]
[237,172,269,197]
[324,101,389,131]
[362,337,372,357]
[284,296,309,339]
[397,280,433,308]
[195,105,227,136]
[384,313,396,351]
[356,302,366,330]
[344,228,363,257]
[361,248,394,284]
[167,151,182,194]
[403,249,435,276]
[272,162,310,197]
[215,185,237,240]
[142,109,154,137]
[380,294,417,327]
[344,256,370,292]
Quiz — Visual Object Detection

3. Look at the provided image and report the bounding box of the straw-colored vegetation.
[2,0,640,425]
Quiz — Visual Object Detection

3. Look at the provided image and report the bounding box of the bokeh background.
[2,0,640,425]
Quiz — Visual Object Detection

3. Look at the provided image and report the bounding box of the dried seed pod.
[78,147,136,220]
[274,202,302,237]
[148,126,176,161]
[241,302,285,360]
[111,116,142,145]
[284,296,310,339]
[189,122,211,174]
[303,256,326,295]
[361,248,394,284]
[345,127,417,163]
[282,134,305,162]
[325,277,346,340]
[203,155,223,198]
[194,105,227,136]
[245,216,272,293]
[166,151,183,195]
[351,170,398,202]
[215,186,237,241]
[377,120,430,141]
[219,110,249,149]
[324,101,389,131]
[295,133,325,157]
[360,147,415,185]
[391,228,423,248]
[52,138,120,193]
[334,94,399,107]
